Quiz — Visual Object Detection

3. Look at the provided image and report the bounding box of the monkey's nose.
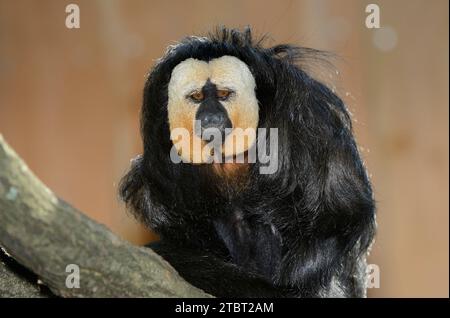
[201,113,226,129]
[195,111,232,143]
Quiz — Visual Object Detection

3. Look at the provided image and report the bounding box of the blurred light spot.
[373,26,398,52]
[6,187,18,201]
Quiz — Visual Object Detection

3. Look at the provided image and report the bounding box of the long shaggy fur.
[120,27,376,298]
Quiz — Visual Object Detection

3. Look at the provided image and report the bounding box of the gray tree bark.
[0,135,211,298]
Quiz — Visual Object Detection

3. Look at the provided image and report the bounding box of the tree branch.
[0,135,211,298]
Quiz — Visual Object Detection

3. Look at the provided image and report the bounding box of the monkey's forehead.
[169,56,256,94]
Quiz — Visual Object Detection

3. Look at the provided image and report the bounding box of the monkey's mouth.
[211,149,250,164]
[172,126,256,164]
[197,126,233,144]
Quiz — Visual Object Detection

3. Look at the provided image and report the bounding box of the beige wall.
[0,0,448,297]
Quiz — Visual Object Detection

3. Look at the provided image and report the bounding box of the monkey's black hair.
[119,27,376,297]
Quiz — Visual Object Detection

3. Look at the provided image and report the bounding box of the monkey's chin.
[212,153,250,180]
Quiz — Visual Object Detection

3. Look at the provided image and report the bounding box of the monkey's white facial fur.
[168,55,259,164]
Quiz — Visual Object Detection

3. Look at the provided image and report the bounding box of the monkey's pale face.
[168,55,259,164]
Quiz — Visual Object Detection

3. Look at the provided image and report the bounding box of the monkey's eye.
[217,89,233,101]
[188,91,204,103]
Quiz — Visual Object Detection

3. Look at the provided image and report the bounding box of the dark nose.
[200,112,226,130]
[195,97,232,142]
[197,112,227,143]
[195,109,232,143]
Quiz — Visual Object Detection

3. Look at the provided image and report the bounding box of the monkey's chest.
[213,209,282,280]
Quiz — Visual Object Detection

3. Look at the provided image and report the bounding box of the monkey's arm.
[148,241,287,298]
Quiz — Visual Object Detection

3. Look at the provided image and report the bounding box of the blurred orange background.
[0,0,448,297]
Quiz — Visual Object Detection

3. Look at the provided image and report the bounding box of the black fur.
[119,27,376,298]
